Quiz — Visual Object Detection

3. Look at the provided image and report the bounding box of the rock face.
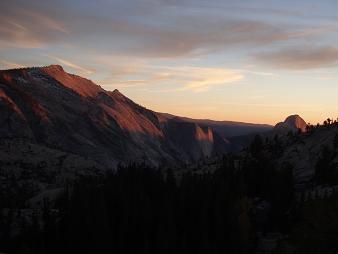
[161,114,272,138]
[274,114,308,133]
[277,124,338,183]
[0,65,232,168]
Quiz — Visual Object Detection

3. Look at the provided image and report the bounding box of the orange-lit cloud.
[0,60,26,69]
[100,64,244,92]
[174,67,244,92]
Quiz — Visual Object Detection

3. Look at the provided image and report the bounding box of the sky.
[0,0,338,125]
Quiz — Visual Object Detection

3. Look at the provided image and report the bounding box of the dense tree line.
[0,130,307,254]
[1,162,252,254]
[0,152,296,254]
[314,133,338,185]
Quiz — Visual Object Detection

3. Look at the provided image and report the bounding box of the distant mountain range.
[0,65,273,168]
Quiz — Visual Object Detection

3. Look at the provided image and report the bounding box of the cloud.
[0,4,69,48]
[47,55,94,75]
[99,66,175,89]
[235,69,277,77]
[0,60,26,69]
[82,18,335,58]
[101,64,244,92]
[62,2,338,58]
[175,67,244,92]
[102,72,172,89]
[1,0,337,59]
[254,46,338,70]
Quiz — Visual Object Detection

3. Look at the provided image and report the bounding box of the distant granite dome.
[274,114,307,133]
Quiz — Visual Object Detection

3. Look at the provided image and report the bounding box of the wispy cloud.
[0,6,69,48]
[174,67,244,92]
[47,55,94,75]
[101,64,244,92]
[1,0,337,59]
[23,10,69,34]
[254,45,338,70]
[235,69,277,77]
[0,60,26,69]
[90,19,337,58]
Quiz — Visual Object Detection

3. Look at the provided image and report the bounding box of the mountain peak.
[41,64,64,72]
[111,88,129,101]
[274,114,307,133]
[38,64,103,97]
[284,114,307,129]
[0,64,64,73]
[285,114,302,121]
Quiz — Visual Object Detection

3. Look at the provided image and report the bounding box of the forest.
[0,139,295,254]
[1,128,338,254]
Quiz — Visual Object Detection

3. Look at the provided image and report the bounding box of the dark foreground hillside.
[0,161,291,254]
[1,121,338,254]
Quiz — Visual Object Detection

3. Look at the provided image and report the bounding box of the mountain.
[160,114,272,139]
[0,65,272,170]
[1,65,337,254]
[274,114,308,133]
[0,65,216,167]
